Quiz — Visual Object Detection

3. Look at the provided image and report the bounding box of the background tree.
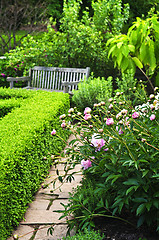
[0,0,47,54]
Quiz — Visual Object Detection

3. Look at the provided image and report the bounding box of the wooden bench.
[7,66,90,94]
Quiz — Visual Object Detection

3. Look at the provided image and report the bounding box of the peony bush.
[51,88,159,233]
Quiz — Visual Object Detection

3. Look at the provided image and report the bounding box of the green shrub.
[0,88,70,240]
[0,98,23,118]
[0,86,36,99]
[60,229,104,240]
[72,76,113,111]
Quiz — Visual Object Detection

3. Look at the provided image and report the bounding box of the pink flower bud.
[150,114,155,121]
[84,114,91,120]
[84,107,92,115]
[98,129,103,133]
[51,129,56,135]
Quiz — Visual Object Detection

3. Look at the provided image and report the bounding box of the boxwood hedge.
[0,88,70,239]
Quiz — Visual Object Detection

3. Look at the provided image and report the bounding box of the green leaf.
[117,42,123,48]
[137,215,145,228]
[122,45,129,57]
[126,186,138,195]
[139,42,149,64]
[142,170,149,178]
[123,178,139,186]
[136,203,145,215]
[108,45,117,59]
[153,200,159,209]
[153,191,159,198]
[132,57,143,68]
[148,40,156,71]
[128,44,135,52]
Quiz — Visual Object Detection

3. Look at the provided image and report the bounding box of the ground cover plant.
[50,86,159,239]
[60,229,104,240]
[0,88,70,240]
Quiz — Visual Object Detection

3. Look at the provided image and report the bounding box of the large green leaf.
[139,42,149,64]
[121,56,129,72]
[155,71,159,87]
[108,45,117,59]
[132,57,143,68]
[122,45,129,57]
[148,40,156,71]
[136,203,146,215]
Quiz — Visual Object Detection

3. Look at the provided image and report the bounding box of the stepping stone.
[7,225,34,240]
[34,224,75,240]
[21,210,68,225]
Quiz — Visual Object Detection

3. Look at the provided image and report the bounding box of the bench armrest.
[61,81,80,93]
[7,76,31,89]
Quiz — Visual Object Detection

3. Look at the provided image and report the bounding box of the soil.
[94,217,159,240]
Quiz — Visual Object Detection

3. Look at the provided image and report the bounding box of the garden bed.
[95,217,158,240]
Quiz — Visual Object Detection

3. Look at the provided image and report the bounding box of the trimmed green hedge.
[0,88,70,239]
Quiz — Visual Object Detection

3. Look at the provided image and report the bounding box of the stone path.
[8,135,83,240]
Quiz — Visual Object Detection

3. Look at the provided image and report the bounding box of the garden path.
[8,135,82,240]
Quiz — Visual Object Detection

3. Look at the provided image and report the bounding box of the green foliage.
[115,70,147,105]
[0,98,23,118]
[52,88,159,234]
[72,75,113,111]
[60,229,104,240]
[0,0,130,81]
[107,14,159,88]
[0,88,70,239]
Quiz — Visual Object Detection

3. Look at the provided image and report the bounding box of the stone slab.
[35,192,59,200]
[28,199,50,210]
[35,224,75,240]
[21,210,67,224]
[7,225,34,240]
[50,199,69,211]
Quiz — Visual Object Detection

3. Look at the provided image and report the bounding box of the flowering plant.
[51,89,159,232]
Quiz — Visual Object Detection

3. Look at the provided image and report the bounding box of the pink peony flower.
[150,114,155,121]
[84,107,92,115]
[91,135,106,151]
[106,118,114,125]
[81,160,92,170]
[84,114,91,120]
[51,129,56,135]
[132,112,140,119]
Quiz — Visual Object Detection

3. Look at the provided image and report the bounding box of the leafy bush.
[0,0,129,81]
[72,76,113,111]
[0,89,70,240]
[60,229,104,240]
[51,87,159,234]
[107,14,159,88]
